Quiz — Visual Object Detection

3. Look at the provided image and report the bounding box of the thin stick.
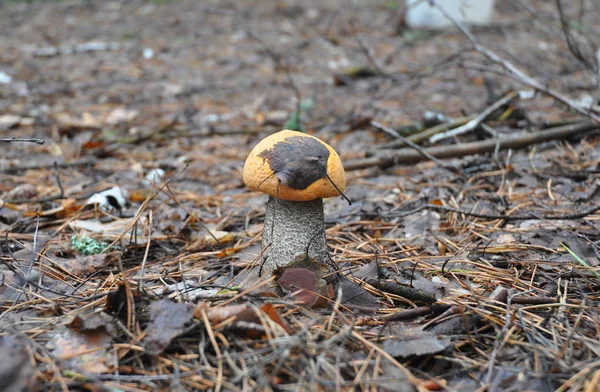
[53,161,64,198]
[371,120,465,178]
[429,91,519,143]
[138,210,153,292]
[2,158,95,174]
[101,165,188,254]
[0,137,45,144]
[384,203,600,222]
[351,330,423,387]
[325,173,352,205]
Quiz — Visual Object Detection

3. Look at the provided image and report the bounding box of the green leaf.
[300,98,314,112]
[284,110,304,132]
[284,99,313,132]
[561,242,600,280]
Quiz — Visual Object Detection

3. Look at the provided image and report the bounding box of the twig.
[0,137,45,144]
[429,91,519,143]
[345,120,598,170]
[371,120,465,178]
[13,215,41,305]
[555,0,597,80]
[138,210,153,292]
[428,0,600,123]
[2,158,95,173]
[53,161,65,198]
[381,304,451,322]
[486,289,535,384]
[101,165,189,254]
[370,115,473,151]
[362,277,437,303]
[384,203,600,222]
[354,34,386,77]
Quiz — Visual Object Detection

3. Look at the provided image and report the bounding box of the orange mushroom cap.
[243,130,346,201]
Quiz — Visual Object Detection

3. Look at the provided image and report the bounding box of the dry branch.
[371,120,465,178]
[382,304,451,322]
[371,116,474,152]
[363,277,437,303]
[2,158,96,173]
[345,120,598,170]
[0,137,45,144]
[429,91,519,143]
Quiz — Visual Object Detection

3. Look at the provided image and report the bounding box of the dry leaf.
[48,327,114,373]
[0,336,36,392]
[382,330,452,358]
[143,299,194,355]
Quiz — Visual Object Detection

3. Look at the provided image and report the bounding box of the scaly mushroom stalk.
[261,197,328,274]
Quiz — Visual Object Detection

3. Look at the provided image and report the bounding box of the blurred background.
[2,0,599,171]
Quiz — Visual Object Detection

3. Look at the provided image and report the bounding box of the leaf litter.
[1,1,600,391]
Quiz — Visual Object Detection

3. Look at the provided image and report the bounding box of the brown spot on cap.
[243,130,345,201]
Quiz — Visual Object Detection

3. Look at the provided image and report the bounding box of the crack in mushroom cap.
[243,130,346,201]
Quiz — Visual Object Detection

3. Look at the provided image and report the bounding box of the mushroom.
[243,130,349,275]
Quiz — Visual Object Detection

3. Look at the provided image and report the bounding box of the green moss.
[70,235,108,255]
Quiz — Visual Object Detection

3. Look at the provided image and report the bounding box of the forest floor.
[1,1,600,391]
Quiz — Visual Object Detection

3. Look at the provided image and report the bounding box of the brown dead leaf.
[382,330,452,358]
[197,302,290,338]
[259,303,291,333]
[82,139,106,150]
[53,251,118,276]
[0,336,36,392]
[201,303,256,324]
[61,198,84,217]
[104,107,139,125]
[336,278,380,313]
[217,246,243,258]
[53,112,102,130]
[129,189,152,202]
[48,327,115,373]
[276,267,331,307]
[68,312,117,336]
[0,114,22,131]
[143,299,194,355]
[23,199,84,219]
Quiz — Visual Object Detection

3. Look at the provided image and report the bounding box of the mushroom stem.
[261,196,329,275]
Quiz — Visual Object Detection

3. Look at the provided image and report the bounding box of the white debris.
[104,107,139,125]
[406,0,495,29]
[0,115,21,130]
[86,186,129,211]
[0,71,12,84]
[423,111,446,125]
[578,94,596,109]
[518,90,536,100]
[34,41,122,57]
[142,168,165,188]
[143,48,154,59]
